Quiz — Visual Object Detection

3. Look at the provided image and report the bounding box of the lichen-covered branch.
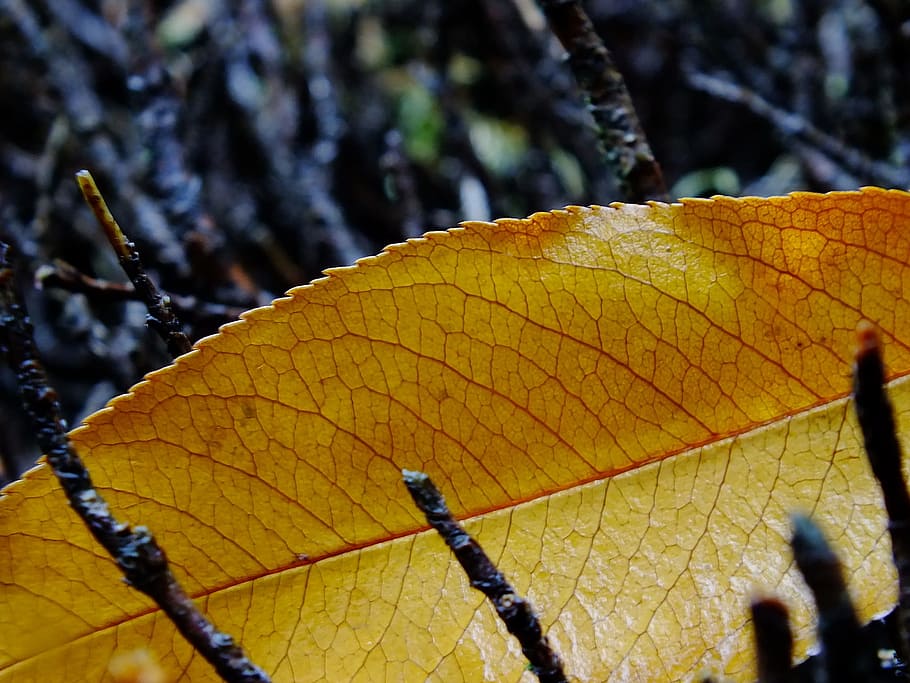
[0,241,269,683]
[76,170,193,358]
[402,469,567,683]
[535,0,668,203]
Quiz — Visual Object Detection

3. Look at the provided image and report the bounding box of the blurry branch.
[0,241,270,683]
[686,71,910,189]
[123,2,256,303]
[213,0,364,270]
[790,514,878,682]
[745,324,910,682]
[380,129,425,237]
[403,469,568,683]
[854,322,910,662]
[750,596,793,683]
[535,0,668,203]
[76,170,192,358]
[36,260,246,329]
[298,1,364,263]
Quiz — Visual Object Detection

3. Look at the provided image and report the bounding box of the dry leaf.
[3,188,910,681]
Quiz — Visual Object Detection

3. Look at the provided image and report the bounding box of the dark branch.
[36,260,247,328]
[75,170,193,358]
[790,514,877,682]
[402,469,568,683]
[750,596,793,683]
[0,241,269,683]
[686,71,910,189]
[535,0,668,204]
[853,321,910,664]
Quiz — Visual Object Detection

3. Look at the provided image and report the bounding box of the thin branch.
[36,260,247,327]
[0,240,270,683]
[535,0,668,204]
[853,321,910,663]
[750,596,793,683]
[686,70,910,189]
[790,514,877,682]
[402,469,567,683]
[75,170,193,358]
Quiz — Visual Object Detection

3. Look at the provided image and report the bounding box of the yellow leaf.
[2,187,910,681]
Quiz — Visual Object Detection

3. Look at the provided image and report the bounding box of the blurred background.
[1,0,909,479]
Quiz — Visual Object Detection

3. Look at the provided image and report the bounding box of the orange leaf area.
[3,187,910,681]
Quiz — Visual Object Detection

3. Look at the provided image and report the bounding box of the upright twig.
[790,514,877,682]
[0,241,270,683]
[750,596,794,683]
[853,321,910,663]
[75,170,193,358]
[402,469,567,683]
[535,0,668,204]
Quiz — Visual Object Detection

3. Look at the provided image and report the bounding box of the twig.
[36,260,247,328]
[853,321,910,663]
[75,170,193,358]
[402,469,567,683]
[43,0,128,67]
[750,596,793,683]
[535,0,668,204]
[790,514,876,682]
[0,241,270,683]
[685,70,910,189]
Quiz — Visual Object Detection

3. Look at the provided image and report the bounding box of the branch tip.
[852,324,910,664]
[401,468,428,487]
[750,595,793,682]
[855,320,880,358]
[402,468,448,517]
[76,169,130,257]
[74,171,192,358]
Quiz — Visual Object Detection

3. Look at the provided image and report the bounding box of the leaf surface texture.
[3,188,910,680]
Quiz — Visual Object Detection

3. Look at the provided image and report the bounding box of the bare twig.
[790,514,877,682]
[853,321,910,663]
[402,469,567,683]
[750,596,793,683]
[75,170,193,358]
[535,0,668,203]
[36,260,247,329]
[0,241,270,683]
[686,71,910,189]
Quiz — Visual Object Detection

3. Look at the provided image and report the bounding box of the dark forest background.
[2,0,909,480]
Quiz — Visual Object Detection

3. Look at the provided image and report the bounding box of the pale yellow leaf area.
[3,188,910,681]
